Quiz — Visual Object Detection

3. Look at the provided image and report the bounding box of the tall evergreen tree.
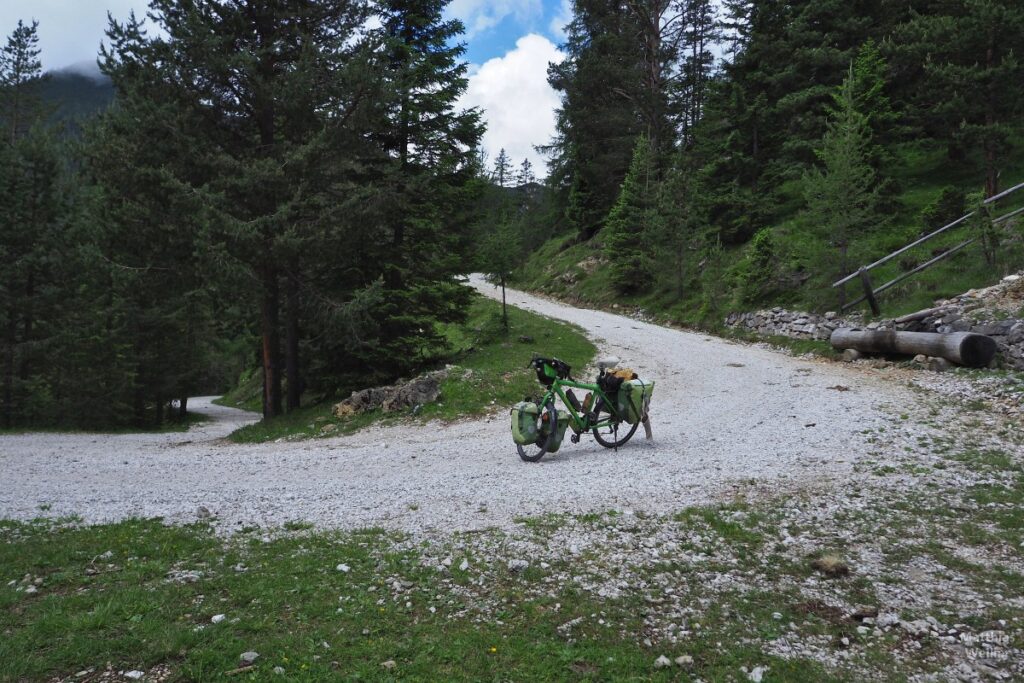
[0,20,44,145]
[605,135,656,294]
[0,20,56,427]
[492,148,513,187]
[101,0,375,418]
[801,67,883,308]
[368,0,484,375]
[678,0,719,146]
[893,0,1024,197]
[517,158,536,186]
[548,0,643,241]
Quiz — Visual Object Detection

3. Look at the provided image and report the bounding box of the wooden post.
[857,267,881,316]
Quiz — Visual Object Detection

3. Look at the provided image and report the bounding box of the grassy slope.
[223,293,595,443]
[518,140,1024,326]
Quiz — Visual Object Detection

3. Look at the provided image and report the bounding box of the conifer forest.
[2,0,1022,430]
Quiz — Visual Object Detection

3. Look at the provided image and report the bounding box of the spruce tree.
[893,0,1024,197]
[548,0,644,241]
[801,67,882,309]
[517,158,536,186]
[368,0,484,376]
[101,1,375,418]
[492,149,513,187]
[0,20,57,427]
[0,20,44,145]
[605,136,656,294]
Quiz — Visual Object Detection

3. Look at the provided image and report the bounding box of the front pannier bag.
[511,401,541,445]
[540,410,571,452]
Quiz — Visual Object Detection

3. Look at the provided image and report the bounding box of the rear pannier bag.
[540,409,571,452]
[616,379,654,425]
[511,401,541,445]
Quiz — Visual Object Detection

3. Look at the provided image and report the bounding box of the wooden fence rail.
[832,180,1024,314]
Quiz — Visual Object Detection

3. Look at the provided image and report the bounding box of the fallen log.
[893,306,949,325]
[830,329,997,368]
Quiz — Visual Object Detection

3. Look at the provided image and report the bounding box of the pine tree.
[548,0,644,241]
[650,151,710,296]
[678,0,719,146]
[101,1,375,418]
[0,20,57,427]
[605,136,656,294]
[368,0,484,375]
[517,158,536,186]
[492,148,513,187]
[480,217,521,330]
[0,20,44,145]
[801,67,883,308]
[893,0,1024,197]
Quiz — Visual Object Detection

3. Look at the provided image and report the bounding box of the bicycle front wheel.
[516,400,558,463]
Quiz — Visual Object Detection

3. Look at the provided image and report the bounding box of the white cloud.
[459,33,564,178]
[446,0,543,39]
[1,0,147,71]
[548,0,572,42]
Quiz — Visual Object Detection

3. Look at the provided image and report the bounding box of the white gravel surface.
[0,277,916,532]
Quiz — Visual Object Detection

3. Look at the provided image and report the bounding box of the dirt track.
[0,278,913,532]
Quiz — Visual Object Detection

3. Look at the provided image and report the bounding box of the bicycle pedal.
[570,433,580,444]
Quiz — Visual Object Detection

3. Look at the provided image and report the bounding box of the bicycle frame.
[539,378,623,433]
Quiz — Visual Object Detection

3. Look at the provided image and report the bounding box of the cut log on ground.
[830,329,997,368]
[893,306,950,325]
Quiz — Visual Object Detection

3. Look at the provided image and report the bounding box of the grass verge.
[225,292,596,443]
[0,514,832,683]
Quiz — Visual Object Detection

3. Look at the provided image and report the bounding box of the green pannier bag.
[616,379,654,425]
[511,401,541,445]
[540,410,571,452]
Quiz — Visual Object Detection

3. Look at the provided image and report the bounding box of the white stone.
[458,559,469,572]
[124,672,145,680]
[748,666,768,682]
[336,563,350,573]
[654,655,672,669]
[211,614,226,624]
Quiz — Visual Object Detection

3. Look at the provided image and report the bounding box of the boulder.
[333,368,452,417]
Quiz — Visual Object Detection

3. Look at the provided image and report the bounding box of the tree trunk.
[837,242,849,310]
[3,311,14,428]
[179,396,188,419]
[133,386,145,426]
[260,266,283,419]
[501,275,508,331]
[830,329,997,368]
[20,269,33,382]
[285,267,301,412]
[984,28,998,199]
[156,395,164,427]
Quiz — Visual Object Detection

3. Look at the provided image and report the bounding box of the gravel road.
[0,278,912,532]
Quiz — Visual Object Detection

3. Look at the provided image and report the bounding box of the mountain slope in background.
[40,62,114,127]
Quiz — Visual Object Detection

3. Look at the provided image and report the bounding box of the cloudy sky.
[0,0,571,175]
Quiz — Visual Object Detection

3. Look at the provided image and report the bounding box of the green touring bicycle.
[510,356,654,462]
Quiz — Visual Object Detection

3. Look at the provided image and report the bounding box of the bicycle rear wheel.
[516,400,559,462]
[591,397,639,449]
